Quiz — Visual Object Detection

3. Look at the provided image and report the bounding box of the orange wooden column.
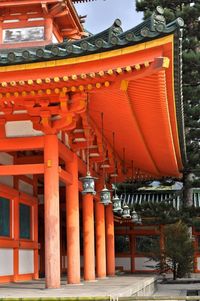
[33,202,39,280]
[105,204,115,276]
[13,196,19,282]
[0,120,5,138]
[82,193,95,281]
[66,154,80,284]
[44,135,60,288]
[160,225,165,273]
[95,195,106,278]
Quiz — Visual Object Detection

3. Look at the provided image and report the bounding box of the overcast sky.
[74,0,143,34]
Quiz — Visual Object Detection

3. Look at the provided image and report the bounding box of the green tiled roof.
[120,189,200,210]
[0,7,184,66]
[0,7,186,169]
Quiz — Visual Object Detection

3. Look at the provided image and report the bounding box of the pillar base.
[84,279,98,283]
[67,283,84,286]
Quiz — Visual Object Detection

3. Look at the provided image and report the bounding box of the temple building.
[0,0,199,289]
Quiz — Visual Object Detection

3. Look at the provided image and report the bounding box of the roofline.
[0,7,184,66]
[0,6,187,172]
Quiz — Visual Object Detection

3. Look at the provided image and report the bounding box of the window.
[115,235,130,254]
[20,203,31,239]
[0,197,10,237]
[136,235,159,254]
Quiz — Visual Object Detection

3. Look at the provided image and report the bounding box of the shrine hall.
[0,0,194,289]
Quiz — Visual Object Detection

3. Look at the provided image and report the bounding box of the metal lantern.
[80,172,97,195]
[136,215,142,225]
[122,203,131,219]
[100,185,112,206]
[131,209,139,223]
[112,194,122,213]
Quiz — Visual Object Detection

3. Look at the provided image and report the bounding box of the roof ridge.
[0,6,184,66]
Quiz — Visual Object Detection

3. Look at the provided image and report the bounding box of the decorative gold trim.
[0,62,152,88]
[0,80,112,100]
[0,36,173,73]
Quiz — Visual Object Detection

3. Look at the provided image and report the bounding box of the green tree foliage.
[136,0,200,204]
[148,221,194,280]
[164,221,194,279]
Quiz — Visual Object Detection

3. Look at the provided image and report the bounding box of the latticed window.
[136,235,159,254]
[115,235,130,254]
[19,203,31,239]
[0,197,10,237]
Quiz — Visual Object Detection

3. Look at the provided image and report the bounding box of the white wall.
[0,153,13,165]
[6,120,43,137]
[115,257,131,271]
[197,257,200,270]
[19,180,33,195]
[135,257,157,271]
[0,248,13,276]
[19,249,34,274]
[0,153,13,187]
[0,176,13,187]
[62,256,157,272]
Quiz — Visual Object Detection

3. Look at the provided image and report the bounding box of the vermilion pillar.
[44,135,60,288]
[95,197,106,278]
[82,193,95,281]
[66,154,80,284]
[0,120,5,138]
[105,204,115,276]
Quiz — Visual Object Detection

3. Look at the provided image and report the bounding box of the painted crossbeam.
[59,167,73,185]
[0,136,44,152]
[0,0,60,7]
[0,163,44,175]
[58,140,73,163]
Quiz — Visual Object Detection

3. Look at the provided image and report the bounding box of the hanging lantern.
[112,194,122,213]
[122,203,131,219]
[100,185,112,206]
[131,209,139,223]
[136,214,142,225]
[80,172,97,195]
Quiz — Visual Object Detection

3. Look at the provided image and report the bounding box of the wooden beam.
[0,0,59,7]
[59,167,73,184]
[17,175,34,186]
[59,140,99,179]
[15,155,43,165]
[115,229,160,235]
[0,164,44,176]
[0,137,44,152]
[58,140,73,163]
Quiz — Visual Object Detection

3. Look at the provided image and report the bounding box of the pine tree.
[147,221,194,280]
[136,0,200,206]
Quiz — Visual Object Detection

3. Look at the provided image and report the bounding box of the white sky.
[74,0,143,34]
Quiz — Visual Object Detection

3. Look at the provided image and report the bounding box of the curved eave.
[72,0,96,2]
[0,17,183,66]
[173,31,187,167]
[0,16,186,179]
